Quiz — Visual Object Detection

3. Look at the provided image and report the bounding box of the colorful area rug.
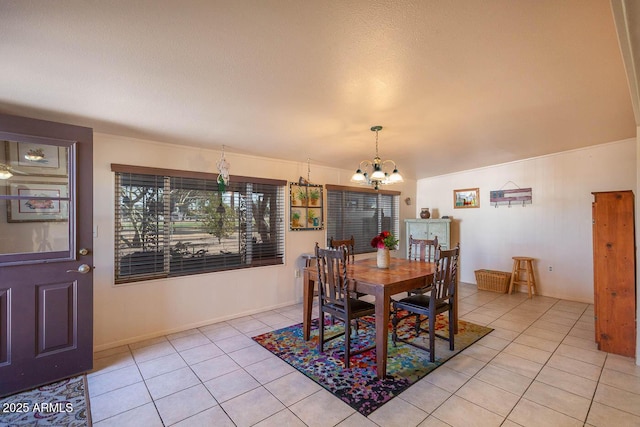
[253,313,492,416]
[0,375,90,426]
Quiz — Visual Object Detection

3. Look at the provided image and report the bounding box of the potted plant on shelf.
[309,189,320,206]
[297,188,308,206]
[307,209,317,226]
[291,211,301,228]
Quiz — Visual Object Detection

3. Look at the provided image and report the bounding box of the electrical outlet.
[548,266,553,271]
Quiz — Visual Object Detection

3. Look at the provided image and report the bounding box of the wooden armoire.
[592,191,636,357]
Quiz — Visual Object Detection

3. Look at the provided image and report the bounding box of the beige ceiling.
[0,0,638,180]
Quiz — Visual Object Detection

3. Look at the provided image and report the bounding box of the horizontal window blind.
[326,185,400,254]
[113,166,285,284]
[115,173,167,282]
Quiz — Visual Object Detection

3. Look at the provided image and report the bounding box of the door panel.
[36,281,77,355]
[410,223,429,239]
[0,288,8,366]
[428,223,449,248]
[0,113,93,397]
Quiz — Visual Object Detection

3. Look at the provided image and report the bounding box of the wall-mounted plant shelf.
[289,182,323,231]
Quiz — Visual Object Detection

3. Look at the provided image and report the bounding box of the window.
[326,185,400,254]
[112,164,285,284]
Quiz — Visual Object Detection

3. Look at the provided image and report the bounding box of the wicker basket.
[475,269,511,293]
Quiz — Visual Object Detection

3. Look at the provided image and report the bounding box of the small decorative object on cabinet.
[592,191,636,357]
[404,219,451,256]
[419,208,431,219]
[289,182,323,231]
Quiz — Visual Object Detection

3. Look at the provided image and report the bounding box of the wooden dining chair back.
[329,236,355,263]
[391,243,460,362]
[408,235,438,262]
[315,243,376,368]
[407,235,438,295]
[329,235,367,298]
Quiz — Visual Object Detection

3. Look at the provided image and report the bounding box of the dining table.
[303,256,459,379]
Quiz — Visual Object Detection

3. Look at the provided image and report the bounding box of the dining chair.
[329,235,367,299]
[328,235,355,263]
[406,235,438,295]
[315,243,376,368]
[391,243,460,362]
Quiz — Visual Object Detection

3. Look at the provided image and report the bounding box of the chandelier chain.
[375,129,379,158]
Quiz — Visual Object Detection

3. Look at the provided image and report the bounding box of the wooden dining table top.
[336,257,436,294]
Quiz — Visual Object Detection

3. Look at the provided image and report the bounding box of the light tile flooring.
[88,284,640,426]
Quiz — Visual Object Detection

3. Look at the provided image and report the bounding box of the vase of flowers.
[371,230,398,269]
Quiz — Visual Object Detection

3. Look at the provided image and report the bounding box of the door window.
[0,139,72,261]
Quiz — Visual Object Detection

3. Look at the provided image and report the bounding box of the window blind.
[325,185,400,254]
[113,165,285,284]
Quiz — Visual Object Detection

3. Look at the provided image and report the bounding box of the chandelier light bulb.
[350,169,366,182]
[370,169,386,181]
[388,169,404,183]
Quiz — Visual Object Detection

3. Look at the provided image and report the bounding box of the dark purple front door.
[0,113,93,397]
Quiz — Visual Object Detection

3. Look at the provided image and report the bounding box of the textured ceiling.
[0,0,637,180]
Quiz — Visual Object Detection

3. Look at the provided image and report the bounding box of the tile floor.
[88,284,640,426]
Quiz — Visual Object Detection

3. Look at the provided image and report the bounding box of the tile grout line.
[466,293,557,421]
[496,298,596,425]
[420,290,536,424]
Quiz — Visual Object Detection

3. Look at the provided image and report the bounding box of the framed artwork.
[289,182,323,230]
[5,141,68,176]
[7,182,69,222]
[454,188,480,209]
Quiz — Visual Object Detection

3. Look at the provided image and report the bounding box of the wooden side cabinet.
[592,191,636,357]
[404,219,451,255]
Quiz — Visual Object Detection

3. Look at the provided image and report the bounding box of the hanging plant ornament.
[216,146,230,192]
[217,174,226,192]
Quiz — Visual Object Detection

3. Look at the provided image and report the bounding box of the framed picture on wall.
[7,181,69,222]
[5,141,68,177]
[453,188,480,209]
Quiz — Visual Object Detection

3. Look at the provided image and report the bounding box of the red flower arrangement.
[370,230,399,250]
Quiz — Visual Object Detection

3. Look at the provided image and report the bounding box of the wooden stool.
[508,257,537,298]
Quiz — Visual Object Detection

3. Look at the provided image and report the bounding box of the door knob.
[67,264,91,274]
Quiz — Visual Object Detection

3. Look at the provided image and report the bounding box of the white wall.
[93,133,416,351]
[416,139,636,303]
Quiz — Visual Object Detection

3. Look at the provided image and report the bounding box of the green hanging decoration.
[216,145,230,192]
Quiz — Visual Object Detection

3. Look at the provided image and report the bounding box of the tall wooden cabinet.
[404,219,451,256]
[592,191,636,357]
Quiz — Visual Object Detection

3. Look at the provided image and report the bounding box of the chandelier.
[350,126,403,190]
[0,164,13,180]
